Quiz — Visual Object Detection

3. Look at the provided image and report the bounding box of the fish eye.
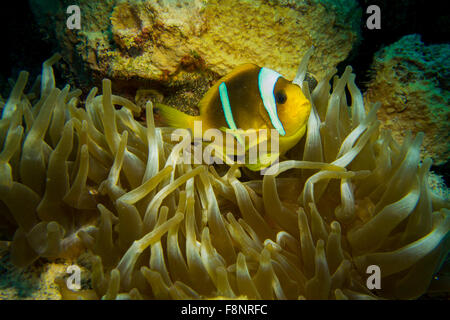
[275,90,287,104]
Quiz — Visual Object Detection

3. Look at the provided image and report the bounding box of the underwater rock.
[0,253,64,299]
[364,34,450,166]
[29,0,361,87]
[28,0,117,89]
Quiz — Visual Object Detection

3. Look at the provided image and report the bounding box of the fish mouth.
[280,122,307,140]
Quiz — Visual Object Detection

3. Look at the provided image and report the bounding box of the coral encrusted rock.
[364,34,450,165]
[29,0,361,86]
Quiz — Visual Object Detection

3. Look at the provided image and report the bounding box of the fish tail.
[154,103,196,129]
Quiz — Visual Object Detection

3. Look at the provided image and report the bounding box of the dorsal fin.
[198,64,260,115]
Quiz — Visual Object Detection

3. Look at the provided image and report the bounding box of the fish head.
[273,77,311,138]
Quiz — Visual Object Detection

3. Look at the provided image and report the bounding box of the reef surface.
[29,0,361,87]
[0,0,448,301]
[0,54,448,299]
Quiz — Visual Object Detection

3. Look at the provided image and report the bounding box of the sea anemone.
[0,54,448,300]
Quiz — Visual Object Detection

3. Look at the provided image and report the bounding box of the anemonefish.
[154,63,312,170]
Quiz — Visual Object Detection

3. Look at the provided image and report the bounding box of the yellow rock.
[365,35,450,165]
[30,0,360,84]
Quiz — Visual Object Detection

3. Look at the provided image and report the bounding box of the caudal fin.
[154,103,195,129]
